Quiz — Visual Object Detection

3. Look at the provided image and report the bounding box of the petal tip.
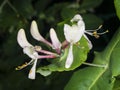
[30,20,44,41]
[65,64,71,68]
[50,28,61,50]
[17,29,32,48]
[71,14,83,22]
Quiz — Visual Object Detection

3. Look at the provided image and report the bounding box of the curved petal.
[64,24,72,42]
[30,20,52,47]
[64,23,85,44]
[30,20,45,41]
[50,28,61,50]
[71,14,83,22]
[28,59,37,79]
[17,29,32,48]
[65,44,73,68]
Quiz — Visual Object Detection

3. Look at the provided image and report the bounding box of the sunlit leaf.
[37,36,90,73]
[114,0,120,20]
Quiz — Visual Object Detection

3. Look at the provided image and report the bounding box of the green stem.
[0,0,8,13]
[83,62,107,68]
[7,0,18,13]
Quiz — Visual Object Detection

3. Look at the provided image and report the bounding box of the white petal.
[30,20,52,47]
[83,34,93,49]
[17,29,32,48]
[30,20,45,41]
[64,24,73,42]
[64,23,84,44]
[71,14,83,22]
[77,20,85,31]
[50,28,61,49]
[23,47,38,59]
[65,45,73,68]
[28,59,37,79]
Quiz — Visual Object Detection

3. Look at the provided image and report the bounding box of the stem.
[7,0,18,13]
[83,62,107,68]
[0,0,8,13]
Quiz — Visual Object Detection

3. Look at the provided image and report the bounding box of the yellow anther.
[94,35,100,38]
[15,62,29,70]
[93,31,97,35]
[75,42,80,46]
[92,31,99,38]
[34,46,42,51]
[105,30,109,33]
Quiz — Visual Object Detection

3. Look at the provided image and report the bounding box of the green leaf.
[109,28,120,76]
[0,7,19,28]
[64,52,113,90]
[12,0,34,19]
[37,36,90,74]
[79,0,103,10]
[61,8,77,20]
[64,67,114,90]
[82,14,103,29]
[113,77,120,90]
[37,69,52,76]
[114,0,120,20]
[64,27,120,90]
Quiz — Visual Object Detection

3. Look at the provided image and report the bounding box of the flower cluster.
[16,14,108,79]
[16,21,61,79]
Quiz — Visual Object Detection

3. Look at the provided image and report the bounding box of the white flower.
[64,20,85,44]
[64,14,93,68]
[17,29,39,79]
[17,29,59,79]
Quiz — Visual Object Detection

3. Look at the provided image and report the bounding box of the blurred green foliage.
[0,0,120,90]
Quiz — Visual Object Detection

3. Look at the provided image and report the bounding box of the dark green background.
[0,0,119,90]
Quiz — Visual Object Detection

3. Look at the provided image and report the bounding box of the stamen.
[93,30,109,38]
[34,46,42,51]
[85,24,108,39]
[95,25,103,31]
[96,30,109,35]
[93,31,100,38]
[75,42,85,49]
[35,47,58,56]
[15,60,34,70]
[86,25,103,32]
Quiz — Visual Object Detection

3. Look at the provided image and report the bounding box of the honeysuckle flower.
[64,14,108,68]
[30,20,61,54]
[64,16,87,68]
[17,29,58,79]
[64,22,84,68]
[17,29,39,79]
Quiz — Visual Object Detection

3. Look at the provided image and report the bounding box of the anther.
[15,60,34,70]
[34,46,42,51]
